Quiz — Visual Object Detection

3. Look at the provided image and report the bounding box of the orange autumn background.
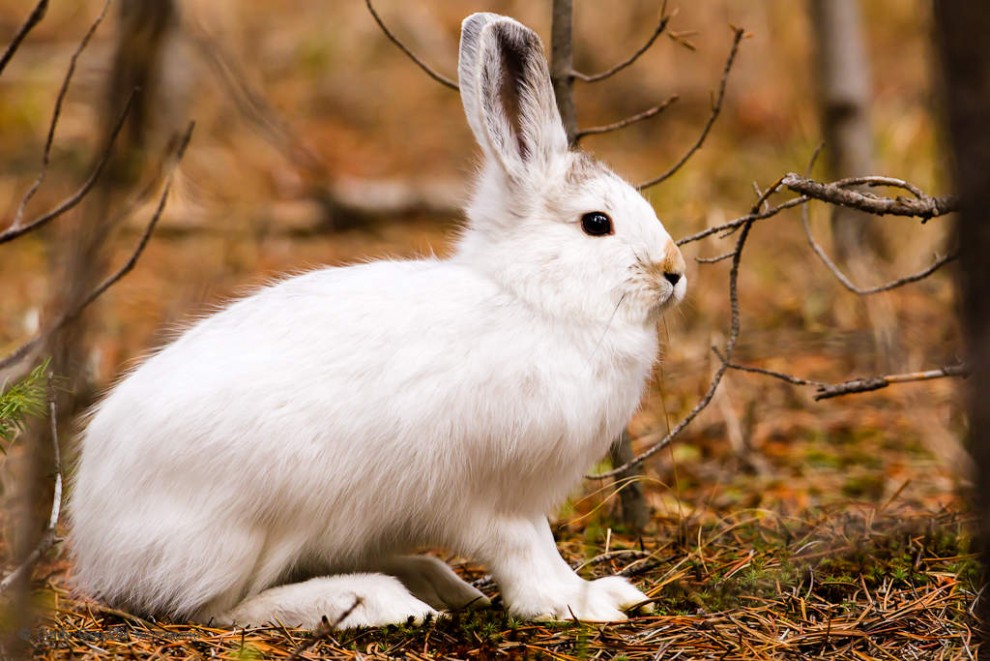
[0,0,972,657]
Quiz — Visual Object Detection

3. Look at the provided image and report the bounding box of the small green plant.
[0,358,50,450]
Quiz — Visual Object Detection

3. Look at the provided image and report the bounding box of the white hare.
[70,13,686,629]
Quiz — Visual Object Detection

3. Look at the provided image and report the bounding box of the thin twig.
[720,353,968,400]
[696,250,735,264]
[0,122,195,375]
[572,2,670,83]
[717,353,825,388]
[589,218,754,479]
[186,24,326,176]
[801,199,958,295]
[12,0,112,228]
[0,372,63,595]
[0,0,48,76]
[574,95,678,142]
[813,365,968,400]
[364,0,458,90]
[639,27,745,190]
[782,173,957,221]
[287,598,362,659]
[676,195,808,246]
[0,88,138,245]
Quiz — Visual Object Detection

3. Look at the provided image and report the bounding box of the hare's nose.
[661,244,686,286]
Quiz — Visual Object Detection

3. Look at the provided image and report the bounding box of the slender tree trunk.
[809,0,899,372]
[4,3,177,652]
[549,0,577,147]
[932,1,990,630]
[808,0,881,262]
[549,0,649,532]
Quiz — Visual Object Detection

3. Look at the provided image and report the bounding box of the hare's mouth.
[652,278,686,312]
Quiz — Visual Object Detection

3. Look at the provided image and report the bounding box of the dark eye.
[580,211,613,237]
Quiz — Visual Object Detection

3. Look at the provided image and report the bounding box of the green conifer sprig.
[0,358,51,450]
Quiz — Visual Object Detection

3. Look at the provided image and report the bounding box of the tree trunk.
[548,0,649,532]
[549,0,577,147]
[808,0,881,262]
[4,3,177,652]
[932,0,990,629]
[809,0,900,372]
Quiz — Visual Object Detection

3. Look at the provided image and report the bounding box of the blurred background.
[0,0,959,532]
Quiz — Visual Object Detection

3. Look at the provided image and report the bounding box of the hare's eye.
[580,211,613,237]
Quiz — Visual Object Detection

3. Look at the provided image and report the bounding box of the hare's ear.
[459,14,568,180]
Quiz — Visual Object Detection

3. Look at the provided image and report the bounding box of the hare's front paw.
[510,576,652,623]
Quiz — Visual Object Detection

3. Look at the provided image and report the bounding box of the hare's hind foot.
[216,573,437,629]
[374,555,489,610]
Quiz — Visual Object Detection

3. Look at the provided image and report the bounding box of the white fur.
[70,13,686,629]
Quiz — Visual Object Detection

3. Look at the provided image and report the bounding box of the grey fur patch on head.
[565,152,606,187]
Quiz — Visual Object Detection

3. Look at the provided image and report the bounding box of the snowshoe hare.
[70,13,687,629]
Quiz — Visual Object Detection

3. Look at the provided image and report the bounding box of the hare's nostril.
[664,272,682,286]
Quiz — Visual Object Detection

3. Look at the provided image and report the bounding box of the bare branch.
[801,200,958,295]
[0,0,48,77]
[0,122,195,376]
[718,353,825,388]
[720,354,967,400]
[695,250,735,264]
[12,0,112,228]
[287,597,363,659]
[574,95,678,142]
[364,0,458,91]
[0,89,138,245]
[676,195,808,246]
[813,365,968,400]
[0,373,62,595]
[186,24,326,176]
[589,217,755,479]
[572,3,671,83]
[782,173,958,220]
[74,124,194,315]
[639,27,745,190]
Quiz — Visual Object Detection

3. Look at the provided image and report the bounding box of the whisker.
[589,292,628,364]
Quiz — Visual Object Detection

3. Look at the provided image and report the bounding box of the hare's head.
[456,14,685,326]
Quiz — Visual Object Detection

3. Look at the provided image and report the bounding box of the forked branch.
[0,123,195,377]
[572,2,671,83]
[639,27,745,190]
[0,89,137,245]
[783,173,958,220]
[9,0,113,230]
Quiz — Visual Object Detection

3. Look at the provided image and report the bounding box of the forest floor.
[1,1,979,658]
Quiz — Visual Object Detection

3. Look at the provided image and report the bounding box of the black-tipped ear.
[459,14,568,180]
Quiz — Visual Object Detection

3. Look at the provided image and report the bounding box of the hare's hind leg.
[215,573,437,629]
[374,555,489,610]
